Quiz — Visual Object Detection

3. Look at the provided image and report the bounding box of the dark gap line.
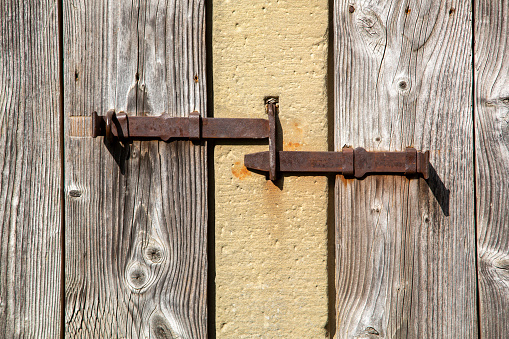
[327,175,336,338]
[136,0,141,114]
[471,2,482,338]
[57,0,66,337]
[326,0,336,337]
[205,0,216,337]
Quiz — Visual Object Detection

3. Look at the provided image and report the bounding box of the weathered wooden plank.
[334,1,477,337]
[475,1,509,337]
[0,0,62,337]
[63,0,207,337]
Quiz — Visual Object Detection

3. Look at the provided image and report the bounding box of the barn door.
[63,0,208,337]
[334,1,477,337]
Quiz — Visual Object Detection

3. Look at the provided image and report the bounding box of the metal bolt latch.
[92,110,271,141]
[92,103,430,180]
[244,147,429,179]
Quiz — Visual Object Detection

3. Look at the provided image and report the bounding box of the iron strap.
[92,111,269,141]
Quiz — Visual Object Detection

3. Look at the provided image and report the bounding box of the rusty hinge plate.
[244,147,430,179]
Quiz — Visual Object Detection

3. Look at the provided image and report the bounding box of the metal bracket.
[244,147,430,179]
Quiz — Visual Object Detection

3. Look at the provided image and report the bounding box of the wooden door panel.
[334,1,477,337]
[475,1,509,337]
[63,1,207,337]
[0,0,62,336]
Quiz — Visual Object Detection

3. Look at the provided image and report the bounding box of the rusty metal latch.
[92,110,271,141]
[243,101,429,179]
[92,102,430,180]
[92,107,278,180]
[244,147,430,179]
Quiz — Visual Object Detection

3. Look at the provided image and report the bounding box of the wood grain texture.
[63,0,207,337]
[475,1,509,337]
[0,0,62,337]
[334,1,477,338]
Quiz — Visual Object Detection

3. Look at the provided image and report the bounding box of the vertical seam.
[327,0,337,338]
[205,0,216,337]
[471,1,482,338]
[57,0,66,337]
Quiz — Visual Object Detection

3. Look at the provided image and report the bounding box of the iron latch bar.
[92,102,279,180]
[92,106,430,180]
[244,147,430,179]
[91,110,270,141]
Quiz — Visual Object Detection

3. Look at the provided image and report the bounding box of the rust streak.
[231,161,251,180]
[339,175,351,188]
[284,141,302,151]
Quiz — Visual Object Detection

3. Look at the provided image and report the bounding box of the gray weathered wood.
[475,1,509,337]
[63,0,207,337]
[0,0,62,337]
[334,1,477,337]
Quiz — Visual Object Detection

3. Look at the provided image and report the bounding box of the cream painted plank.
[475,1,509,337]
[334,1,477,337]
[213,1,330,337]
[63,0,207,337]
[0,0,61,337]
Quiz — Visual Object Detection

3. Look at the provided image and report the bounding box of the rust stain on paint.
[284,141,302,151]
[231,161,251,180]
[292,121,304,135]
